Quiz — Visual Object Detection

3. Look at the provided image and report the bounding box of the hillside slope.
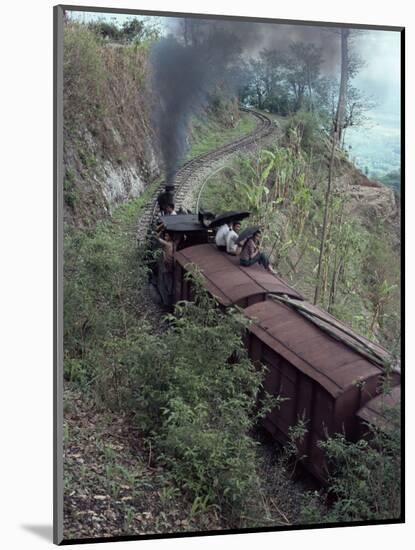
[63,23,162,226]
[62,23,247,227]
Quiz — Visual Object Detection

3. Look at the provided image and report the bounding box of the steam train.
[152,209,401,481]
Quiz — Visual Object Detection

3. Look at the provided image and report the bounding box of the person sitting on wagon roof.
[226,221,242,255]
[239,230,276,274]
[215,223,230,251]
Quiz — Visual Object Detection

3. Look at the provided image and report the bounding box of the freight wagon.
[153,214,401,480]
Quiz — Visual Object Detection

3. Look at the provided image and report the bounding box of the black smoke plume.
[150,18,341,187]
[150,19,252,185]
[151,36,210,183]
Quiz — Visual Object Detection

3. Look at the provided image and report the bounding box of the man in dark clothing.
[239,230,276,273]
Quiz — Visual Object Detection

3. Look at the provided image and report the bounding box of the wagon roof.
[356,385,401,431]
[174,243,303,305]
[161,214,207,233]
[244,299,386,397]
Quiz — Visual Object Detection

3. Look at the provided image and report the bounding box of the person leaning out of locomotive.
[155,228,175,271]
[239,230,276,274]
[215,222,231,251]
[226,221,242,255]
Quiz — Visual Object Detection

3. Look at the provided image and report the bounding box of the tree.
[121,19,145,42]
[341,84,377,146]
[314,28,350,305]
[247,58,267,109]
[259,50,286,97]
[89,21,121,41]
[240,43,323,115]
[285,42,323,112]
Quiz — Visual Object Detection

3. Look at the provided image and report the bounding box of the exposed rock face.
[100,161,145,205]
[346,183,399,225]
[63,126,161,227]
[316,139,400,232]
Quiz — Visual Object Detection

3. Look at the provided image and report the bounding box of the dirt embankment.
[334,160,400,236]
[313,132,400,232]
[63,23,162,227]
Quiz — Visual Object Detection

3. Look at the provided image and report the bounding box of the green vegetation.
[63,168,80,209]
[64,203,287,527]
[299,403,401,523]
[63,177,161,391]
[238,41,374,140]
[63,20,160,225]
[63,16,400,535]
[284,110,323,151]
[186,109,257,160]
[63,385,207,537]
[197,127,400,350]
[64,21,155,136]
[87,17,161,45]
[155,282,279,523]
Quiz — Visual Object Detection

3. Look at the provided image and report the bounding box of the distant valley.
[345,111,401,191]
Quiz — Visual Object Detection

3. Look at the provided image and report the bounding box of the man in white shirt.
[226,222,242,255]
[162,203,177,216]
[215,223,230,251]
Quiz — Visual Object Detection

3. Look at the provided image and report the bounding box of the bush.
[97,274,279,522]
[63,22,107,134]
[63,198,151,386]
[299,400,401,524]
[128,278,274,522]
[63,174,80,209]
[263,92,291,116]
[63,20,152,139]
[284,111,321,151]
[88,21,121,41]
[65,222,279,521]
[93,328,171,431]
[153,283,267,519]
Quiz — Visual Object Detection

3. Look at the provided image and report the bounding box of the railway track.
[136,108,276,241]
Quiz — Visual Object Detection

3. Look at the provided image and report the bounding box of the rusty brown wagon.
[356,384,401,439]
[174,243,303,307]
[244,296,399,481]
[152,215,401,481]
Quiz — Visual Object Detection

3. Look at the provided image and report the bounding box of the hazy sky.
[352,30,400,121]
[68,10,401,125]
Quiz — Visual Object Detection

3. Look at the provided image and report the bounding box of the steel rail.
[136,108,275,241]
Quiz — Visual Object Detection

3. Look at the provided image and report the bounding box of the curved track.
[136,109,275,241]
